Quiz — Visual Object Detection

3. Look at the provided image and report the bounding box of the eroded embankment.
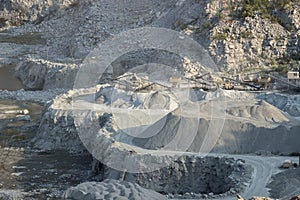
[0,99,93,199]
[91,156,249,198]
[0,64,23,90]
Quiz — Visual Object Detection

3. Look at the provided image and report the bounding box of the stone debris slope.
[1,0,299,89]
[1,0,300,199]
[62,179,167,200]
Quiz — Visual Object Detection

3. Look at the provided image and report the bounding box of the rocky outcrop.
[15,58,79,90]
[32,108,85,153]
[0,0,79,30]
[208,14,300,73]
[88,157,248,198]
[15,59,47,90]
[152,0,300,73]
[129,156,247,196]
[179,0,300,73]
[2,0,299,91]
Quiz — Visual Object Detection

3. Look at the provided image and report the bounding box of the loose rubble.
[63,179,167,200]
[1,0,300,199]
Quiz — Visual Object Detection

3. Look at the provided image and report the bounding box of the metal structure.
[287,71,300,90]
[111,69,300,93]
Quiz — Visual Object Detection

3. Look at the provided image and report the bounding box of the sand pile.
[257,93,300,117]
[33,84,300,155]
[224,99,290,126]
[225,91,300,117]
[62,179,167,200]
[95,86,177,110]
[28,83,300,199]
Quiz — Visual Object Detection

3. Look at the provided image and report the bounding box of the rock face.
[171,0,300,73]
[32,107,85,153]
[1,0,299,90]
[143,0,300,73]
[63,155,248,199]
[91,156,248,196]
[0,0,78,29]
[15,58,79,90]
[62,179,167,200]
[208,13,300,73]
[15,59,47,90]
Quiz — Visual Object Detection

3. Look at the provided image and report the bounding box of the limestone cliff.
[0,0,299,89]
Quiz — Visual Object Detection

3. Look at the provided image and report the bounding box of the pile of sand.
[224,99,290,126]
[34,84,300,155]
[62,179,167,200]
[30,83,300,199]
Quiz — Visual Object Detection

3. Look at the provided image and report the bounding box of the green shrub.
[240,30,252,39]
[271,65,289,73]
[288,152,300,156]
[225,0,299,31]
[216,12,226,21]
[212,32,227,40]
[227,0,297,19]
[180,23,188,30]
[202,22,214,30]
